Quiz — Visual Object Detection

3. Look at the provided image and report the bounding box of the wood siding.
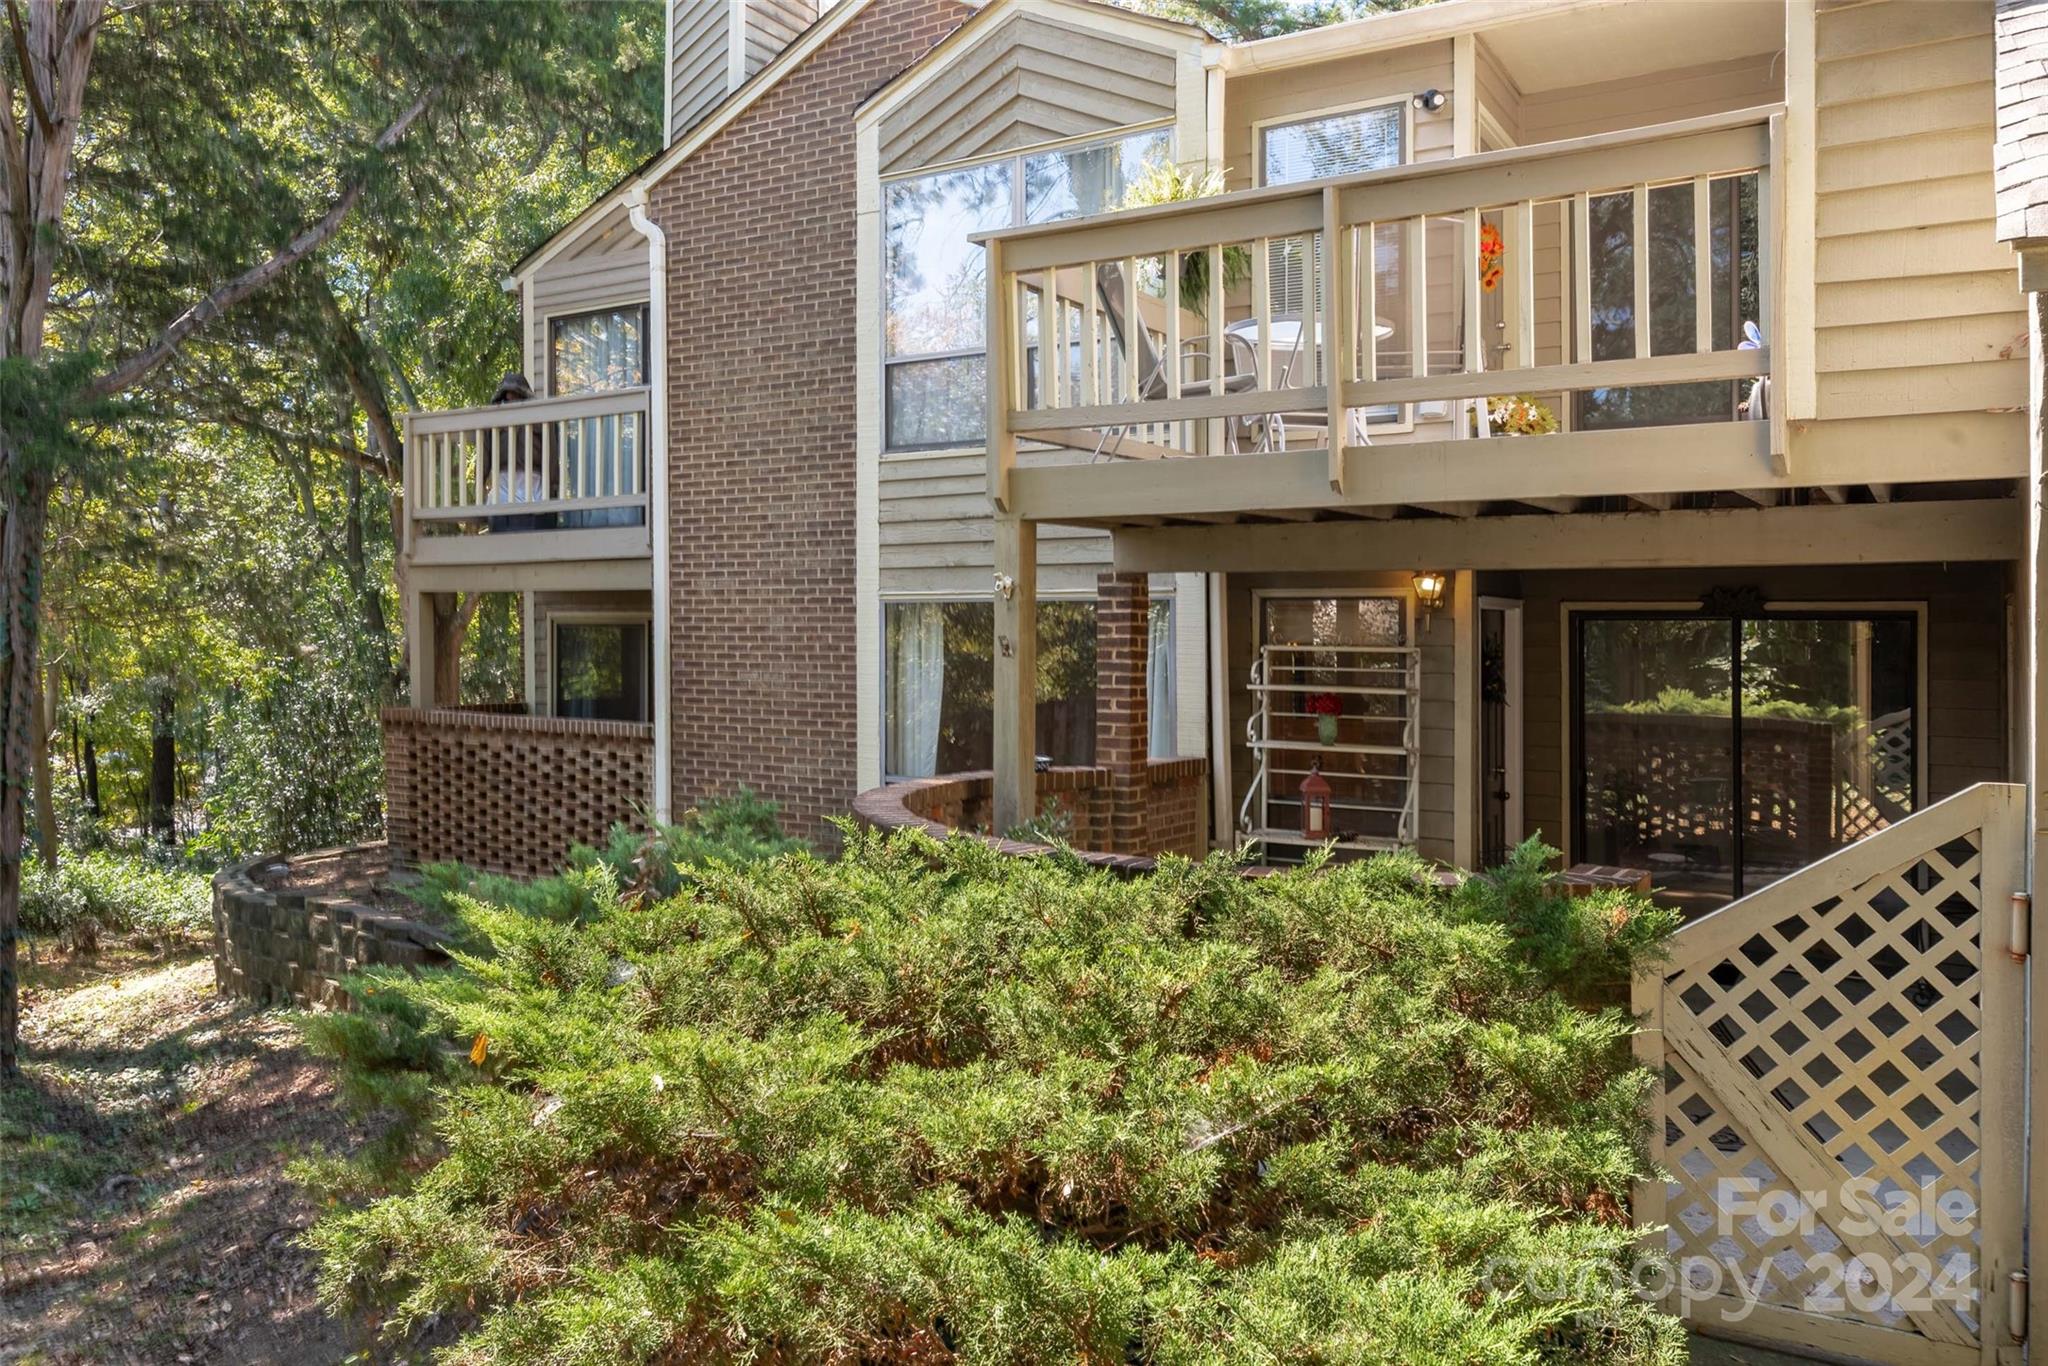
[670,0,731,143]
[526,207,650,390]
[745,0,817,78]
[877,12,1177,174]
[1506,562,2009,866]
[1813,0,2026,421]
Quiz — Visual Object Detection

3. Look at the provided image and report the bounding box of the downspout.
[626,188,673,823]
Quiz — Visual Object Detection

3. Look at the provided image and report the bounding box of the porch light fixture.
[1413,88,1446,113]
[1412,570,1449,616]
[1299,762,1334,842]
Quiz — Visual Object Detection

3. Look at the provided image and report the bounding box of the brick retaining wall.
[212,842,450,1009]
[852,758,1210,874]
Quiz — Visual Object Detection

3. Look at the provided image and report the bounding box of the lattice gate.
[1634,783,2027,1365]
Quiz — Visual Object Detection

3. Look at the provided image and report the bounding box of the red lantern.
[1300,761,1334,841]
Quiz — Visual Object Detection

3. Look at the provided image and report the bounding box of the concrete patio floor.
[1690,1334,1831,1365]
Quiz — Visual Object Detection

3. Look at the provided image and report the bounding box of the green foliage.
[19,852,211,948]
[402,793,810,930]
[306,834,1681,1363]
[1596,687,1861,728]
[1455,838,1680,1009]
[194,655,387,860]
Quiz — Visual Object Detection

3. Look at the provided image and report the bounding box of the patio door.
[1573,608,1918,913]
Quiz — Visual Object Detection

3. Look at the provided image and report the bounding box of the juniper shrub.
[304,830,1682,1364]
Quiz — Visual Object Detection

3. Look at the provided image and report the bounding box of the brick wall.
[648,0,970,845]
[382,706,652,876]
[1096,572,1150,853]
[852,757,1210,874]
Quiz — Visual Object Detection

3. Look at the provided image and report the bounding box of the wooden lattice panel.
[1665,830,1984,1330]
[1639,784,2027,1363]
[382,707,653,877]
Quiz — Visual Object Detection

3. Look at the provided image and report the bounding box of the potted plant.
[1470,392,1560,437]
[1119,160,1251,316]
[1304,691,1343,746]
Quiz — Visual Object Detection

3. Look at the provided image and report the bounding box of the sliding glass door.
[1574,609,1916,913]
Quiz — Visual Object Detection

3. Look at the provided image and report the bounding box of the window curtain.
[1148,600,1174,758]
[887,602,946,778]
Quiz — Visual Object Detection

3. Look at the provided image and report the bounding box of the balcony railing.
[401,387,651,560]
[982,107,1783,510]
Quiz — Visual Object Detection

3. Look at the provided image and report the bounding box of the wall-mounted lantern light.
[1412,570,1449,617]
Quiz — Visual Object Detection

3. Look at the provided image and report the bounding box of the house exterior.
[373,0,2048,1353]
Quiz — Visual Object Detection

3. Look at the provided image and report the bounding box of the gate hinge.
[2011,1268,2028,1343]
[2010,893,2031,964]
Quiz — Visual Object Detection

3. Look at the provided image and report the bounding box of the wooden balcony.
[400,387,652,574]
[982,107,1787,527]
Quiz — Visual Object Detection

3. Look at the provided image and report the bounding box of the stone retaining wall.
[212,842,451,1009]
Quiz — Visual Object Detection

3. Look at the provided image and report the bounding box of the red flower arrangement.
[1303,692,1342,717]
[1478,221,1504,293]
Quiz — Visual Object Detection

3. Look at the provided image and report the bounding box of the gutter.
[625,188,673,823]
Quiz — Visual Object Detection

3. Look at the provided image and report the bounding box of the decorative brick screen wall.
[382,706,653,877]
[647,0,969,846]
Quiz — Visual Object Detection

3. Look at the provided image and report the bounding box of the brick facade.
[382,706,652,876]
[1095,572,1151,853]
[648,0,970,845]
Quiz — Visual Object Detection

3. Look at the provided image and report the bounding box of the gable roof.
[515,0,901,279]
[858,0,1212,127]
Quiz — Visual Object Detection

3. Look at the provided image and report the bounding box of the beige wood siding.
[1509,562,2009,868]
[879,448,1114,596]
[745,0,818,77]
[1813,0,2025,420]
[1473,37,1523,147]
[525,207,650,389]
[670,0,732,143]
[1222,40,1455,193]
[877,12,1177,174]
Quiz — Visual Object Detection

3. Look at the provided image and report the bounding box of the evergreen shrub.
[305,832,1683,1364]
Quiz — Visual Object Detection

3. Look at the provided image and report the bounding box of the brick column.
[1096,572,1150,855]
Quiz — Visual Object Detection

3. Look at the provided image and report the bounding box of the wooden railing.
[982,107,1784,508]
[402,387,651,539]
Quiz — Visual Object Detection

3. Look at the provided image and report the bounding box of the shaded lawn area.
[1,948,366,1364]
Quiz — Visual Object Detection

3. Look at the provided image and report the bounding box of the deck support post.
[993,516,1038,836]
[2025,277,2048,1345]
[404,585,438,709]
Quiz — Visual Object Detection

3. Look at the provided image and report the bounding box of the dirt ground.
[1,947,365,1364]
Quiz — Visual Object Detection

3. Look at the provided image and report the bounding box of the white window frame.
[1253,96,1418,437]
[879,120,1176,454]
[543,301,650,398]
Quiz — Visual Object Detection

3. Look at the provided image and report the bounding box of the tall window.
[1259,105,1407,411]
[550,306,647,395]
[883,597,1176,779]
[548,306,649,528]
[883,127,1170,450]
[553,620,652,723]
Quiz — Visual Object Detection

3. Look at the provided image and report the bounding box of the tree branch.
[4,0,53,137]
[89,79,439,398]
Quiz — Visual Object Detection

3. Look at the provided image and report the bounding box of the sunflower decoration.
[1478,220,1505,293]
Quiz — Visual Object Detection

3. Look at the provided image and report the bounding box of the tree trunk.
[1,470,52,1078]
[80,724,98,817]
[30,659,56,869]
[147,684,176,845]
[431,592,479,708]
